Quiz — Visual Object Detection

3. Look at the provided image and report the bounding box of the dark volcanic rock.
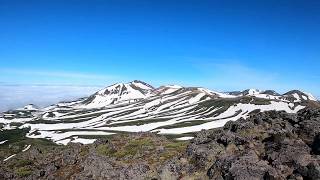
[190,108,320,180]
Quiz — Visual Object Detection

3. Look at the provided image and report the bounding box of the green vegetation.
[238,128,268,140]
[15,167,33,177]
[95,134,188,165]
[165,141,187,151]
[14,159,33,167]
[114,138,154,158]
[0,128,59,159]
[97,137,155,158]
[0,128,30,144]
[97,144,116,156]
[79,147,89,156]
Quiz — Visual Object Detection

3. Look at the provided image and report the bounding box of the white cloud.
[0,84,103,112]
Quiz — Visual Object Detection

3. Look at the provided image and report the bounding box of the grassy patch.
[0,128,59,159]
[15,167,32,177]
[97,144,116,156]
[165,141,187,151]
[79,147,89,156]
[238,128,268,140]
[17,159,33,166]
[114,138,154,158]
[0,128,30,143]
[95,134,188,165]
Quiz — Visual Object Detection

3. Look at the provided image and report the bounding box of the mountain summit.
[81,80,156,108]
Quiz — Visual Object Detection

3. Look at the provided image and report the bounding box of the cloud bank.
[0,84,102,112]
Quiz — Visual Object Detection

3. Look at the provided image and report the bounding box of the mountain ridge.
[0,80,319,145]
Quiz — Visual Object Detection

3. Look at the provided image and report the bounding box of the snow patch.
[176,136,194,141]
[293,93,301,102]
[303,92,317,101]
[3,154,16,162]
[0,140,8,144]
[189,93,206,104]
[22,145,31,152]
[71,137,96,144]
[26,130,115,145]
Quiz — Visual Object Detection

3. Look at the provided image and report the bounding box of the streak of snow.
[165,85,182,89]
[3,154,16,162]
[22,145,31,152]
[198,88,236,98]
[144,99,161,109]
[0,118,33,124]
[71,137,96,144]
[156,101,305,134]
[131,81,154,90]
[26,130,115,144]
[0,140,8,144]
[56,139,71,145]
[302,95,308,100]
[303,92,317,101]
[293,93,301,102]
[176,136,194,141]
[189,93,206,104]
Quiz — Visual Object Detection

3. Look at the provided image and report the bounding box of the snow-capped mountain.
[1,80,318,145]
[16,104,39,111]
[283,90,317,102]
[227,88,316,102]
[79,80,156,108]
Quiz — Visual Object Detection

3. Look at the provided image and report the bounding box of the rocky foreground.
[1,108,320,180]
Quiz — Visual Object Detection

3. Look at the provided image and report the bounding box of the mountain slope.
[0,80,318,145]
[1,108,320,179]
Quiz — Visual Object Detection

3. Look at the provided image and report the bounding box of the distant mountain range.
[0,80,319,145]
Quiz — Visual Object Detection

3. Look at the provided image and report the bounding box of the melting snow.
[188,93,206,104]
[0,140,8,144]
[131,81,153,90]
[303,92,317,101]
[56,139,71,145]
[0,118,33,124]
[3,154,16,162]
[165,85,182,89]
[22,145,31,152]
[248,89,261,95]
[71,137,96,144]
[293,93,301,102]
[26,130,115,144]
[2,81,316,145]
[197,88,236,98]
[156,101,305,134]
[176,136,194,141]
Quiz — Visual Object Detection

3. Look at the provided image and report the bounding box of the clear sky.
[0,0,320,110]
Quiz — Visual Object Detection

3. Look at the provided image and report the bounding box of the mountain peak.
[261,90,280,96]
[284,90,317,101]
[80,81,156,108]
[16,104,39,111]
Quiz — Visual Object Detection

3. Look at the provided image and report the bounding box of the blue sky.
[0,0,320,110]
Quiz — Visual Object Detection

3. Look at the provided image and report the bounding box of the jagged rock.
[195,108,320,179]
